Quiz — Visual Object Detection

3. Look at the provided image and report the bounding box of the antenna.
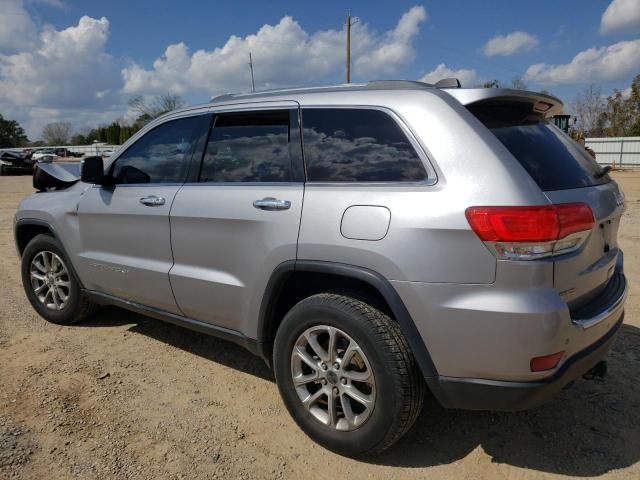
[248,52,256,92]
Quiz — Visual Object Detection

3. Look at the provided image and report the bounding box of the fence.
[585,137,640,168]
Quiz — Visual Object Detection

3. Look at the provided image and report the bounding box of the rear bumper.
[427,312,623,411]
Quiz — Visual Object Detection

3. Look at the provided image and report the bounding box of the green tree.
[118,125,139,144]
[70,133,89,145]
[596,73,640,137]
[0,114,29,148]
[105,122,121,144]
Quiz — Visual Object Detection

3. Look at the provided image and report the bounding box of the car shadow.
[371,323,640,476]
[81,308,640,476]
[79,306,274,382]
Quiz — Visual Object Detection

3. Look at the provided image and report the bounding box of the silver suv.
[14,80,628,456]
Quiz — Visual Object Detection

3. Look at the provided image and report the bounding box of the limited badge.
[614,190,625,207]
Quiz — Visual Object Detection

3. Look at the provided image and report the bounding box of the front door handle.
[253,197,291,211]
[139,195,166,207]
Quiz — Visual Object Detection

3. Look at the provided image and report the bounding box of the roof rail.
[208,78,465,103]
[365,80,433,89]
[210,83,366,102]
[434,78,461,88]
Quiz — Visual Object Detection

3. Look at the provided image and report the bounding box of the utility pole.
[345,12,358,83]
[248,52,255,92]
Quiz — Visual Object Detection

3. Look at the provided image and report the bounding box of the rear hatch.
[450,89,626,312]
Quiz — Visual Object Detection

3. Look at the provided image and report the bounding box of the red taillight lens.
[465,203,594,243]
[556,203,595,238]
[530,351,564,372]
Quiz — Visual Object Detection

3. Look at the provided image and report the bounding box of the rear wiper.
[594,165,612,179]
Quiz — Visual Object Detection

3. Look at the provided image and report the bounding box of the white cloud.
[0,15,119,108]
[122,6,428,96]
[0,12,123,137]
[0,0,38,53]
[525,39,640,84]
[483,31,538,57]
[0,5,428,139]
[419,64,477,87]
[354,6,427,76]
[601,0,640,34]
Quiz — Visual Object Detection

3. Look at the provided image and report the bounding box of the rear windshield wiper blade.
[594,165,612,179]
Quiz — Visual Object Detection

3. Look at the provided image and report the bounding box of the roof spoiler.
[445,88,564,117]
[433,78,461,88]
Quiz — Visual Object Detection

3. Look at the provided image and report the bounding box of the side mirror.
[81,156,105,184]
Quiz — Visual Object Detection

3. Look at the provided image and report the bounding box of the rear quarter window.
[301,108,427,182]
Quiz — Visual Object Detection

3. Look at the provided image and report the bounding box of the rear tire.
[273,293,424,456]
[21,234,99,325]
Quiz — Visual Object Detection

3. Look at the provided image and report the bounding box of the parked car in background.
[32,148,57,161]
[100,148,115,157]
[0,150,33,175]
[14,80,627,457]
[36,155,56,164]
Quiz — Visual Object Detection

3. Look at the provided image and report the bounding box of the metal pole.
[248,52,255,92]
[618,138,624,169]
[346,13,351,83]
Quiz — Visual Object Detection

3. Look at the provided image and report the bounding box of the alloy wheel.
[291,325,376,431]
[30,251,71,311]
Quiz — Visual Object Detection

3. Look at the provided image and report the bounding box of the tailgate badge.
[614,191,625,207]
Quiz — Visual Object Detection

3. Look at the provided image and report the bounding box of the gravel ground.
[1,172,639,480]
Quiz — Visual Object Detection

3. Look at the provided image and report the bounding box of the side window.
[302,108,427,182]
[111,116,204,184]
[199,110,293,182]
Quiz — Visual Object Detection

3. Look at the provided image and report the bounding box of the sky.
[1,0,639,140]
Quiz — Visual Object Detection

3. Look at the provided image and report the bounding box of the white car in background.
[32,149,57,161]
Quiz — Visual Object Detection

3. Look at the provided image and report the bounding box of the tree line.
[570,74,640,138]
[0,93,184,148]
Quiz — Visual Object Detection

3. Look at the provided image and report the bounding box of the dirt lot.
[1,172,639,480]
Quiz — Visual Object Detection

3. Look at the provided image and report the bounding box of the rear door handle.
[253,197,291,211]
[139,195,166,206]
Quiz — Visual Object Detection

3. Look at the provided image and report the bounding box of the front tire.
[21,234,98,325]
[273,293,424,456]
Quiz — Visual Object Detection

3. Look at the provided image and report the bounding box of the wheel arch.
[14,219,57,257]
[14,218,85,289]
[257,260,438,378]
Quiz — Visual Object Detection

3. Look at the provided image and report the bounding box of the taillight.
[466,203,594,260]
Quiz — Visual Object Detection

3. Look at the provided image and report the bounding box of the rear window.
[491,122,608,191]
[468,100,609,191]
